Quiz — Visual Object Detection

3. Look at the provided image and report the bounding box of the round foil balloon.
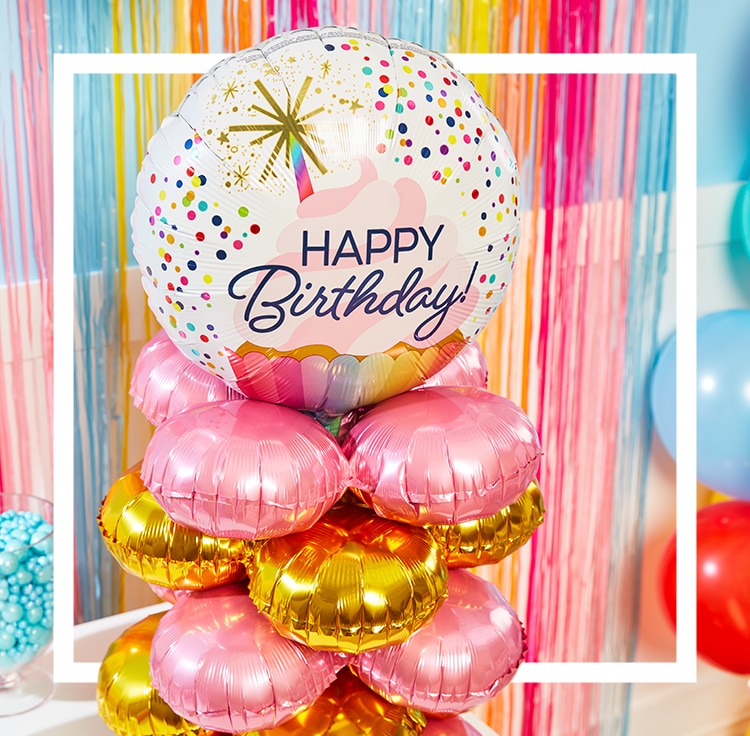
[428,479,545,568]
[141,399,348,539]
[252,668,426,735]
[420,340,488,389]
[147,583,192,604]
[343,386,541,524]
[248,503,448,653]
[353,569,526,715]
[131,330,243,426]
[423,717,484,736]
[132,27,521,417]
[97,612,216,736]
[150,585,342,732]
[98,464,249,590]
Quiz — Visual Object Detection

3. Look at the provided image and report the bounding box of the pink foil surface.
[150,584,343,732]
[141,399,348,539]
[353,569,527,716]
[424,716,485,736]
[343,386,541,524]
[420,341,488,390]
[131,330,243,426]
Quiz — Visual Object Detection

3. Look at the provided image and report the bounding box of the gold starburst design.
[222,81,238,101]
[321,61,331,78]
[228,77,327,183]
[232,164,251,187]
[350,98,363,113]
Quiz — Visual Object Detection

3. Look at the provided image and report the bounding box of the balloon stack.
[96,27,544,735]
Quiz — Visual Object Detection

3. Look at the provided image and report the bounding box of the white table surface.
[3,604,500,736]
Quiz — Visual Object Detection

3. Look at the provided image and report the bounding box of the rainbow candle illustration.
[290,132,314,201]
[228,77,326,202]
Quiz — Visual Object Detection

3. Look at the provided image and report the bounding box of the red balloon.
[660,501,750,674]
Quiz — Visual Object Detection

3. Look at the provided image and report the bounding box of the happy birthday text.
[228,224,477,343]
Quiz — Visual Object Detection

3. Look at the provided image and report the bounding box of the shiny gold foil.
[251,668,426,735]
[248,504,448,653]
[98,463,250,590]
[97,612,216,736]
[428,480,545,568]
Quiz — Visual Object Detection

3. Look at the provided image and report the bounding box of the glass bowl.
[0,492,54,716]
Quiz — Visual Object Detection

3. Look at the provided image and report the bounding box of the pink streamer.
[0,3,53,501]
[291,0,299,29]
[307,0,319,27]
[266,0,276,37]
[522,1,626,731]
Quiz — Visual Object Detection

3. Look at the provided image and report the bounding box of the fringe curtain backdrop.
[0,1,685,735]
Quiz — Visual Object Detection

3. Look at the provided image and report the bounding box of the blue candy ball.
[34,565,52,584]
[1,603,23,624]
[10,528,29,544]
[3,540,28,562]
[27,626,50,646]
[0,630,14,651]
[0,552,19,577]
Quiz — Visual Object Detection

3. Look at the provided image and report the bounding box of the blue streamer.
[0,0,42,286]
[49,0,124,623]
[604,1,686,734]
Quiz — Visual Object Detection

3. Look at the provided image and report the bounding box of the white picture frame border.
[53,51,697,685]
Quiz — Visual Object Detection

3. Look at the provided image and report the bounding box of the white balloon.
[133,27,520,416]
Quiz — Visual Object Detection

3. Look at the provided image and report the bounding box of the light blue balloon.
[741,182,750,262]
[650,309,750,499]
[650,330,677,459]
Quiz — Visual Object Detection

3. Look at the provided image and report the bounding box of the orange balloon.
[249,503,448,653]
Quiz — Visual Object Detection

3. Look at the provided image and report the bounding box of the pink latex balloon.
[424,717,485,736]
[131,330,244,426]
[420,341,488,390]
[352,569,526,716]
[141,399,348,539]
[343,386,541,524]
[150,585,343,732]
